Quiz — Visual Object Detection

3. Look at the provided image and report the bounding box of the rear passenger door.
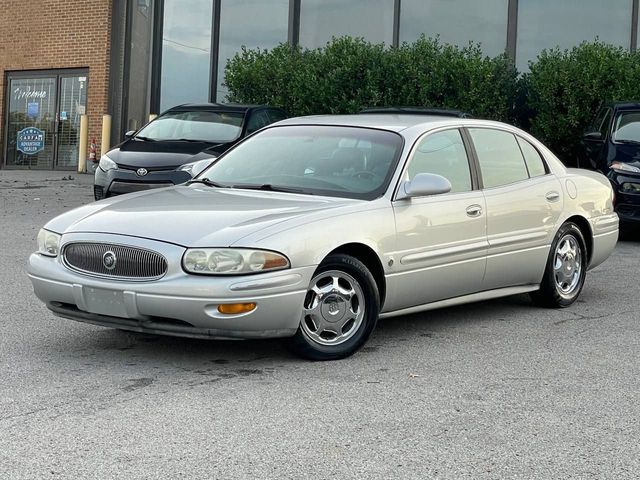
[466,128,563,290]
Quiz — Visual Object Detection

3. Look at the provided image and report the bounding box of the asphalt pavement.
[1,170,639,479]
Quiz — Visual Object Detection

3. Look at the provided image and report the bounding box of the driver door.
[386,128,488,312]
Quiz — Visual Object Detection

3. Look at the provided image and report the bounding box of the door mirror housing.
[583,131,603,142]
[396,173,452,200]
[124,130,136,140]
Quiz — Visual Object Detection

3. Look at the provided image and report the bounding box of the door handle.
[545,191,560,202]
[466,204,483,217]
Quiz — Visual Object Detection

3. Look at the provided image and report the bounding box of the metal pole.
[101,114,111,157]
[77,114,88,173]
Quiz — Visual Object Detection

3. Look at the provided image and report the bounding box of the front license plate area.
[84,287,128,318]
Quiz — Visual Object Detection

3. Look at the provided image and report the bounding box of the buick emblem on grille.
[102,251,117,270]
[136,168,148,177]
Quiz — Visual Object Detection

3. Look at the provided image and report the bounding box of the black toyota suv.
[579,102,640,226]
[94,103,287,200]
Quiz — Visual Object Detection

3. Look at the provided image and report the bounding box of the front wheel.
[530,222,588,308]
[288,254,380,360]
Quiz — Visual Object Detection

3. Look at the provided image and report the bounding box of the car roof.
[604,101,640,111]
[166,103,282,113]
[276,114,485,132]
[360,107,471,118]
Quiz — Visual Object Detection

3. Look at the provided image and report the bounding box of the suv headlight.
[611,161,640,174]
[182,248,289,275]
[37,228,61,257]
[98,154,117,172]
[177,158,214,177]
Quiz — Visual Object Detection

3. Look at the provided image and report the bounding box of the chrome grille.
[63,243,168,280]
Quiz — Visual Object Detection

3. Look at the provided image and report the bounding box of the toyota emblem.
[136,168,148,177]
[102,251,117,270]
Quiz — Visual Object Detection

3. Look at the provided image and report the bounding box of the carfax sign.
[16,127,45,155]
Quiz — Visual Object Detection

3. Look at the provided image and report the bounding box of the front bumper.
[27,233,316,339]
[94,167,191,200]
[609,171,640,223]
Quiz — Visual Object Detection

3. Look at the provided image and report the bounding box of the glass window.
[245,110,271,134]
[400,0,508,57]
[126,1,154,130]
[517,137,547,178]
[407,129,472,193]
[202,126,403,200]
[300,0,394,48]
[599,109,613,137]
[612,111,640,143]
[217,0,289,101]
[135,110,244,143]
[160,0,213,111]
[516,0,634,71]
[469,129,529,188]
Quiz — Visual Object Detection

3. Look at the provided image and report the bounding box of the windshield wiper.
[161,138,208,143]
[134,135,156,142]
[616,139,640,145]
[185,178,228,188]
[232,183,309,194]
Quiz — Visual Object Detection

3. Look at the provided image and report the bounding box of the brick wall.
[0,0,112,168]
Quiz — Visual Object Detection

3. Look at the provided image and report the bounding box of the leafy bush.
[225,37,640,165]
[225,36,518,121]
[522,41,640,164]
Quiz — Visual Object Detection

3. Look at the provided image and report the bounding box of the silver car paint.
[28,115,619,339]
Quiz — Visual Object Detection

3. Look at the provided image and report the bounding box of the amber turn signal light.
[217,303,257,314]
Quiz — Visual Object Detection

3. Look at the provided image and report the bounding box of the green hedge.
[522,41,640,163]
[225,36,518,121]
[225,37,640,165]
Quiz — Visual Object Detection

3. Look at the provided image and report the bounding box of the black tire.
[530,222,588,308]
[288,254,380,361]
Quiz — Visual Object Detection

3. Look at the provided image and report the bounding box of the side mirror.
[124,130,136,140]
[583,131,603,142]
[396,173,452,200]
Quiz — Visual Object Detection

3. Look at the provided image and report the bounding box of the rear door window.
[469,128,529,189]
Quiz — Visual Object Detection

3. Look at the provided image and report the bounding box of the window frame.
[393,126,480,201]
[515,135,550,177]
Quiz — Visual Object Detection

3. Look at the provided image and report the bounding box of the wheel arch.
[327,243,387,309]
[564,215,593,264]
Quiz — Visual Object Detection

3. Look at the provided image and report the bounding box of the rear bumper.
[27,233,316,339]
[94,167,191,200]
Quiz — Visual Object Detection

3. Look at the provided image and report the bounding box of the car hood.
[107,140,231,168]
[45,185,360,247]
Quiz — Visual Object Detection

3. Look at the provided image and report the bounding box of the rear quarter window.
[517,137,547,178]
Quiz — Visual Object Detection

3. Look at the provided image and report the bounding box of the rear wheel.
[288,254,379,360]
[531,222,587,308]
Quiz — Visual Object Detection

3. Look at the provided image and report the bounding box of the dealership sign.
[16,127,45,155]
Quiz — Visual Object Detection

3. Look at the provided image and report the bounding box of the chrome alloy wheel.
[301,270,366,346]
[553,234,582,297]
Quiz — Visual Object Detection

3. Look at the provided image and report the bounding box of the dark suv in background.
[579,101,640,226]
[94,103,287,200]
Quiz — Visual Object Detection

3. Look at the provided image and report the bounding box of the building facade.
[2,0,639,169]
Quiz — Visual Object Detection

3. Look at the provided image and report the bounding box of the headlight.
[177,158,214,177]
[98,154,117,172]
[611,161,640,174]
[37,228,61,257]
[182,248,289,275]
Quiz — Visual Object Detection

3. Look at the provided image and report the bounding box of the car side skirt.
[379,284,539,319]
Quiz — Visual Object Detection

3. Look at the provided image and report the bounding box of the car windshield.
[199,125,404,200]
[612,111,640,143]
[134,110,244,143]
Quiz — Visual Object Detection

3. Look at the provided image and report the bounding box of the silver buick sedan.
[28,114,619,360]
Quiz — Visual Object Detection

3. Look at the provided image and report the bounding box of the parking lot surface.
[1,170,639,479]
